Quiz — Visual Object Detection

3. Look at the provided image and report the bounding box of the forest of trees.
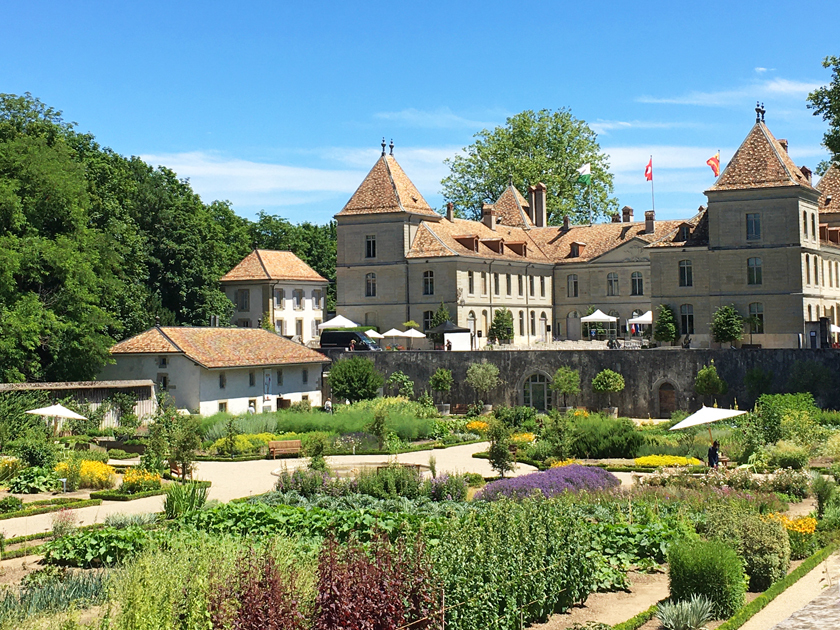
[0,93,336,384]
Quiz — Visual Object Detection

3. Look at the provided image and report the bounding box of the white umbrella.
[318,315,359,330]
[581,309,617,323]
[831,324,840,334]
[628,311,653,325]
[670,405,747,441]
[364,329,384,339]
[402,327,426,349]
[26,404,87,435]
[382,328,407,338]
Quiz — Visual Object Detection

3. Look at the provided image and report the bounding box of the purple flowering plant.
[476,464,620,501]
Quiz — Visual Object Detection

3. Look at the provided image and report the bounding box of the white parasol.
[26,404,87,435]
[670,406,747,441]
[382,328,407,338]
[402,327,426,349]
[318,315,359,330]
[364,329,384,339]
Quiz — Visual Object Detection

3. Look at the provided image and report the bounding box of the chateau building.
[335,120,837,349]
[220,249,328,345]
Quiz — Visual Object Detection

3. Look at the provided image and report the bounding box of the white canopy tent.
[318,315,359,330]
[628,311,653,325]
[580,309,618,323]
[670,406,747,441]
[382,328,407,338]
[364,329,384,339]
[831,324,840,334]
[402,327,426,349]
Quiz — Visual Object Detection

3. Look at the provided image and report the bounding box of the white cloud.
[604,145,733,172]
[590,119,699,135]
[373,107,507,129]
[638,76,821,106]
[755,67,768,74]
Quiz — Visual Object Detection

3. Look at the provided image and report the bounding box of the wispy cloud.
[373,107,507,129]
[590,119,700,135]
[638,77,821,106]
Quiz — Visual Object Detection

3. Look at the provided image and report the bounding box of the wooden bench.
[450,404,469,416]
[268,440,302,459]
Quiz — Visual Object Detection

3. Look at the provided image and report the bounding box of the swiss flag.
[644,157,653,181]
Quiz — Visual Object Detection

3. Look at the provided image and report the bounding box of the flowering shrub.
[570,409,589,418]
[634,455,702,468]
[766,513,817,559]
[57,460,116,490]
[0,456,22,482]
[476,465,620,501]
[465,420,489,434]
[511,432,536,444]
[51,507,78,539]
[550,458,580,468]
[121,468,162,494]
[424,474,468,502]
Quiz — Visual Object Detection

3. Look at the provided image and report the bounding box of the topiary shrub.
[668,539,745,619]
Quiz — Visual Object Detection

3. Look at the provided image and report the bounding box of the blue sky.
[2,1,837,224]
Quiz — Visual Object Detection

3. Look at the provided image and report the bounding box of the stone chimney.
[645,211,655,234]
[778,139,789,153]
[563,215,570,231]
[800,166,812,185]
[531,182,547,227]
[611,213,620,223]
[622,206,634,223]
[446,202,454,222]
[527,187,536,223]
[482,204,496,231]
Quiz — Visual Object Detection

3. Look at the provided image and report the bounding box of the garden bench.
[450,404,469,415]
[268,440,302,459]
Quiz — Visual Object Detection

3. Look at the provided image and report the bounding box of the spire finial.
[755,101,762,123]
[508,175,513,186]
[760,103,766,122]
[381,137,386,156]
[389,139,394,155]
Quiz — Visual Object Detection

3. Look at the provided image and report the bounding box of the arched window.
[540,312,548,339]
[607,272,619,296]
[679,260,693,287]
[631,272,643,295]
[567,310,579,319]
[567,274,578,298]
[519,311,525,336]
[423,270,434,295]
[482,310,488,334]
[530,310,536,336]
[803,211,809,238]
[806,254,811,284]
[808,304,813,321]
[365,273,376,297]
[812,214,817,241]
[523,373,549,411]
[679,304,694,335]
[748,303,764,334]
[747,257,762,285]
[467,311,476,335]
[631,309,644,318]
[814,257,820,286]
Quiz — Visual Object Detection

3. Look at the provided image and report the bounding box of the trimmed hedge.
[0,498,102,520]
[612,602,661,630]
[668,539,746,619]
[90,488,166,501]
[717,542,840,630]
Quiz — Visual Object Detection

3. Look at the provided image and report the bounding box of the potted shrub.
[550,366,580,414]
[592,369,625,417]
[430,367,454,415]
[466,362,500,413]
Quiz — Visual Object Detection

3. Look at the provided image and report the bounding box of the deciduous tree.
[711,305,744,345]
[807,56,840,168]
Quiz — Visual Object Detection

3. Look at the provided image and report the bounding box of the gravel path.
[0,442,535,538]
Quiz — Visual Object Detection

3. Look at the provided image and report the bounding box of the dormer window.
[506,241,527,257]
[480,238,504,254]
[454,234,479,252]
[570,242,586,257]
[678,224,691,241]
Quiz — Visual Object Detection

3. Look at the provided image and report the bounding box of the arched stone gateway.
[657,382,677,418]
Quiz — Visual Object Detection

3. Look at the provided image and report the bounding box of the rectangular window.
[302,369,309,384]
[518,275,524,297]
[274,288,285,310]
[679,260,693,287]
[312,290,322,310]
[423,310,434,331]
[218,402,227,413]
[276,320,284,335]
[529,275,535,297]
[567,274,578,298]
[293,289,303,310]
[295,319,303,337]
[680,305,694,335]
[506,274,512,296]
[235,289,249,312]
[481,272,487,295]
[314,319,321,336]
[746,213,761,240]
[219,373,226,389]
[519,311,525,336]
[277,369,284,386]
[157,373,168,391]
[468,271,474,295]
[249,371,256,387]
[365,235,376,258]
[530,311,536,335]
[747,257,763,285]
[493,273,500,296]
[158,356,168,368]
[540,276,546,298]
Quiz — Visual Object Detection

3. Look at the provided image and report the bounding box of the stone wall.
[321,348,840,417]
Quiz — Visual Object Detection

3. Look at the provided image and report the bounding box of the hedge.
[612,602,661,630]
[716,542,840,630]
[89,489,167,501]
[0,498,102,520]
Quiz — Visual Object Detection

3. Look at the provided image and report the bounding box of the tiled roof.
[407,217,553,262]
[111,327,329,369]
[220,250,327,283]
[646,208,709,248]
[528,219,685,262]
[817,163,840,214]
[337,155,440,217]
[708,123,816,192]
[491,185,534,228]
[0,380,155,392]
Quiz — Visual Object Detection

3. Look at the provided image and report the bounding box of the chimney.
[622,206,634,223]
[563,215,570,231]
[800,165,812,185]
[779,139,788,153]
[155,316,161,328]
[531,182,547,227]
[482,204,496,231]
[645,210,655,234]
[611,213,620,223]
[446,202,454,222]
[527,186,536,223]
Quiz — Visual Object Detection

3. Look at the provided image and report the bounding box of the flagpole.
[589,177,593,226]
[649,155,655,213]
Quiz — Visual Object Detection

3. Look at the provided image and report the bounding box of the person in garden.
[446,339,452,351]
[708,440,720,468]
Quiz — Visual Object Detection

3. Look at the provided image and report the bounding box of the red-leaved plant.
[209,549,307,630]
[313,534,440,630]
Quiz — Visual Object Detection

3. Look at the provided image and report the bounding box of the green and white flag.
[576,163,591,185]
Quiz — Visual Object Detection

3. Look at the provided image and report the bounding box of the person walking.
[708,440,720,468]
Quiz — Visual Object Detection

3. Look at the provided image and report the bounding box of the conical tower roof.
[337,154,439,217]
[492,184,534,227]
[708,122,816,192]
[817,163,840,214]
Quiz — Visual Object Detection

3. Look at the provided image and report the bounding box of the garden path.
[0,441,536,539]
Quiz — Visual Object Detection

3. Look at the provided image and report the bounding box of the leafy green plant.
[487,307,514,344]
[386,370,415,399]
[8,466,60,493]
[694,361,728,403]
[667,539,745,619]
[591,369,625,407]
[654,304,678,343]
[765,440,810,469]
[0,567,108,625]
[711,304,743,344]
[745,367,774,400]
[44,526,150,567]
[329,357,384,403]
[656,594,714,630]
[429,368,453,404]
[164,481,209,519]
[570,415,643,459]
[487,419,514,478]
[551,366,581,407]
[466,362,500,403]
[107,448,135,460]
[812,473,835,518]
[0,496,23,513]
[367,405,388,451]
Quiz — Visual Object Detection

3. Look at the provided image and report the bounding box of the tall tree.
[441,109,618,224]
[807,55,840,172]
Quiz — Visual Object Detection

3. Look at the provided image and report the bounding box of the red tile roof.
[646,208,709,248]
[220,250,327,283]
[709,123,816,192]
[111,327,329,369]
[337,155,440,217]
[817,163,840,214]
[491,185,534,228]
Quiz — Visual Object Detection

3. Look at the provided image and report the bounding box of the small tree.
[429,302,452,345]
[466,362,500,404]
[170,414,201,481]
[487,308,514,344]
[261,313,276,333]
[654,304,678,343]
[329,357,384,403]
[711,305,744,345]
[591,369,625,407]
[386,370,415,399]
[487,419,515,478]
[403,320,421,330]
[429,368,453,404]
[695,360,728,404]
[367,405,388,450]
[550,366,581,408]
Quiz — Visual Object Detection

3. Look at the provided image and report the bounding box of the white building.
[99,326,329,415]
[220,249,329,345]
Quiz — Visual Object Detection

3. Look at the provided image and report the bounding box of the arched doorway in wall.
[523,373,550,411]
[658,382,676,418]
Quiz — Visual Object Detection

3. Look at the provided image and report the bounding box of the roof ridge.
[156,327,185,354]
[760,123,799,184]
[254,250,271,279]
[414,222,460,256]
[383,156,406,213]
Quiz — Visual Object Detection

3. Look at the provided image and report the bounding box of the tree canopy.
[441,109,618,225]
[807,56,840,170]
[711,305,744,345]
[0,93,337,383]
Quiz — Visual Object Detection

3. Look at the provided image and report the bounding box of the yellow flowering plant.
[121,468,162,494]
[766,513,817,559]
[78,461,116,489]
[466,420,489,434]
[550,458,580,468]
[0,456,22,482]
[511,433,536,444]
[634,455,702,468]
